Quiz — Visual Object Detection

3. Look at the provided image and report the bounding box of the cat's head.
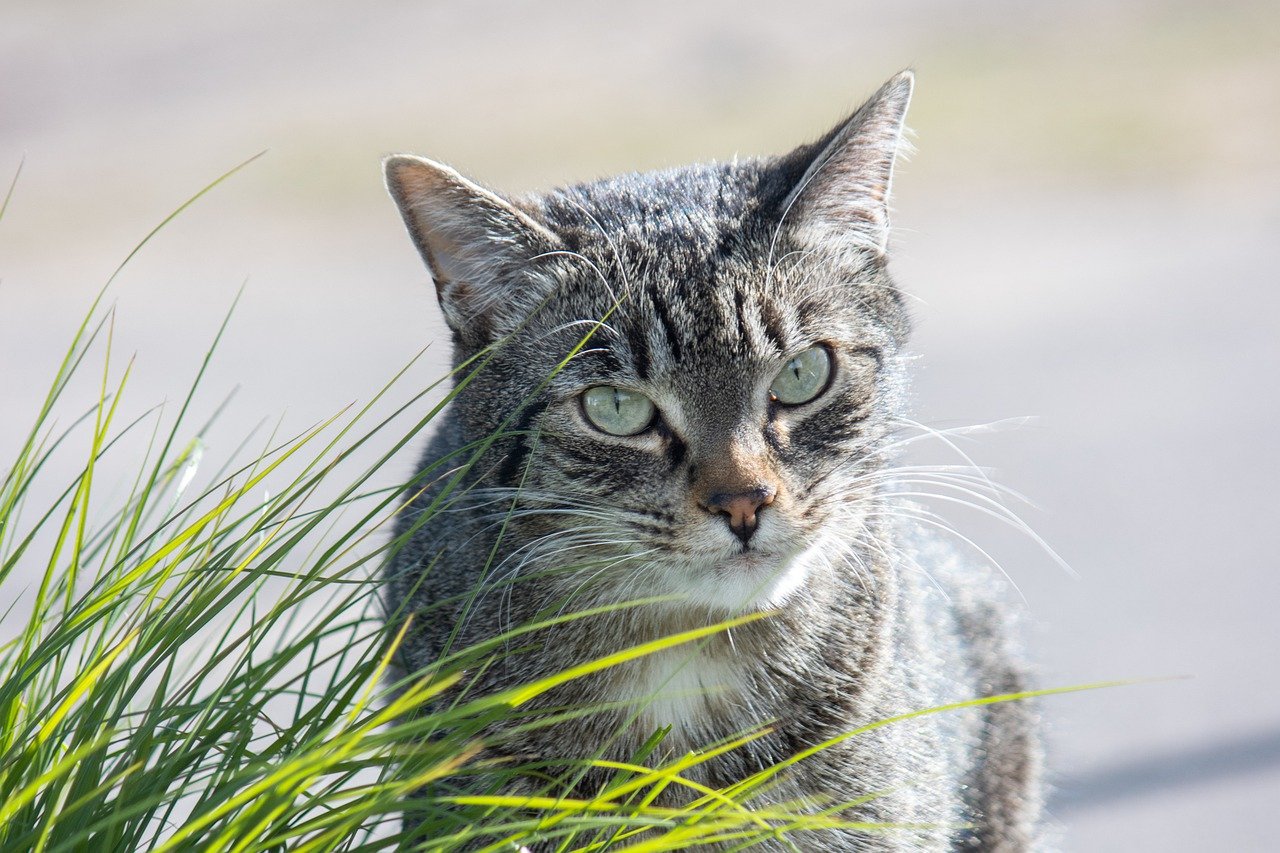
[386,72,915,613]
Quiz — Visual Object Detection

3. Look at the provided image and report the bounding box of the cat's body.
[383,72,1042,850]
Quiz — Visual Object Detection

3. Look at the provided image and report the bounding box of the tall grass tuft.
[0,164,1111,852]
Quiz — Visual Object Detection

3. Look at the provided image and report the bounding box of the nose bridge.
[686,387,779,545]
[693,401,777,480]
[692,409,769,491]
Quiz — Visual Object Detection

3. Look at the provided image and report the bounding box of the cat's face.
[387,73,915,612]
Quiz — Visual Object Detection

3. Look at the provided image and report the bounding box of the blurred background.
[2,0,1277,848]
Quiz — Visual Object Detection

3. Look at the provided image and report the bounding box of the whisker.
[870,488,1075,580]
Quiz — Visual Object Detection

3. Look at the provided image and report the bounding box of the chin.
[678,538,824,613]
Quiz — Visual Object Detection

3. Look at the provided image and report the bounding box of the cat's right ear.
[384,155,561,345]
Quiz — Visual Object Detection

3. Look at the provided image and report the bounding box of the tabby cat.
[382,71,1042,850]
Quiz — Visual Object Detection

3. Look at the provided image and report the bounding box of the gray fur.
[382,71,1042,850]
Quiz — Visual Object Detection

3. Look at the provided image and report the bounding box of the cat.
[381,71,1042,850]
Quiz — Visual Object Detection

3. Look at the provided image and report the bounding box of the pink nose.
[705,486,776,545]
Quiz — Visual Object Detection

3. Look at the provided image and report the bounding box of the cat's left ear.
[775,70,914,259]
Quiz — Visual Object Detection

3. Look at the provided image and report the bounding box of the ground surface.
[3,1,1278,848]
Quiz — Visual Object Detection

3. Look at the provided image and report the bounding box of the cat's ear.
[384,154,561,344]
[776,70,914,259]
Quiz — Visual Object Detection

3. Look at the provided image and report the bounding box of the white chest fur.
[616,647,748,732]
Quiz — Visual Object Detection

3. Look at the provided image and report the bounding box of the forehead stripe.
[759,301,788,353]
[650,286,685,361]
[733,286,751,342]
[625,320,652,380]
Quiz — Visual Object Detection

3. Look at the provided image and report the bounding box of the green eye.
[770,346,833,405]
[581,386,656,436]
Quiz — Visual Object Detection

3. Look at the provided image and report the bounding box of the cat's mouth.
[677,538,822,612]
[724,547,773,568]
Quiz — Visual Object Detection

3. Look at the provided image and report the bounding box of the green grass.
[0,163,1112,852]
